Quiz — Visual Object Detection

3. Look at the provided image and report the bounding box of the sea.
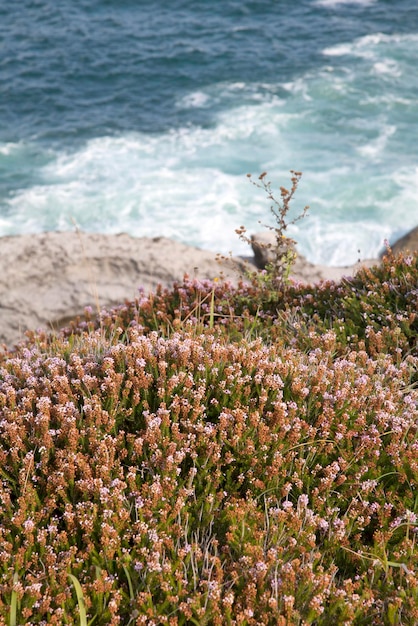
[1,0,418,266]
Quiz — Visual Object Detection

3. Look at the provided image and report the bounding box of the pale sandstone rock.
[2,226,408,349]
[382,225,418,257]
[0,232,245,348]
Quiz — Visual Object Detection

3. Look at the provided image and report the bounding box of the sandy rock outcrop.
[4,224,414,349]
[384,225,418,257]
[0,232,244,348]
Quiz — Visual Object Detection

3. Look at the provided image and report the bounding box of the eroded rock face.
[385,225,418,257]
[250,231,276,269]
[250,231,296,270]
[0,232,245,348]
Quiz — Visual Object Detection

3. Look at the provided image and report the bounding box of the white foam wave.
[0,142,24,156]
[2,67,417,267]
[323,32,418,57]
[6,122,413,266]
[296,216,390,266]
[4,130,267,256]
[177,91,210,109]
[314,0,376,7]
[356,125,396,160]
[372,59,401,77]
[392,166,418,209]
[361,94,414,107]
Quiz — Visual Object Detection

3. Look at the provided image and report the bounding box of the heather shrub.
[62,248,417,361]
[292,249,418,359]
[0,247,417,624]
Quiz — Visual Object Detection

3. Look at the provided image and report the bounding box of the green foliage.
[68,575,88,626]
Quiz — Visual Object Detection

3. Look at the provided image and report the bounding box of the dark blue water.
[1,0,417,264]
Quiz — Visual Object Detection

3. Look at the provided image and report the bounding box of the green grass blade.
[209,287,215,329]
[68,574,88,626]
[122,564,134,601]
[10,572,19,626]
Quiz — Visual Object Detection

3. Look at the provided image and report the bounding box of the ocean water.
[1,0,417,266]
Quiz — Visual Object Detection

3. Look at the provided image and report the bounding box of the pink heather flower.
[23,519,35,532]
[297,494,309,509]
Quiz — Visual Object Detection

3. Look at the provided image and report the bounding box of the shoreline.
[0,228,415,349]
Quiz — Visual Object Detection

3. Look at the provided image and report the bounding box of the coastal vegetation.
[0,175,417,624]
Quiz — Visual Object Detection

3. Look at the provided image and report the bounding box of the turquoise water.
[1,0,417,265]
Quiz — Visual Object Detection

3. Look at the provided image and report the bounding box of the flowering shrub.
[237,171,309,288]
[0,252,417,625]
